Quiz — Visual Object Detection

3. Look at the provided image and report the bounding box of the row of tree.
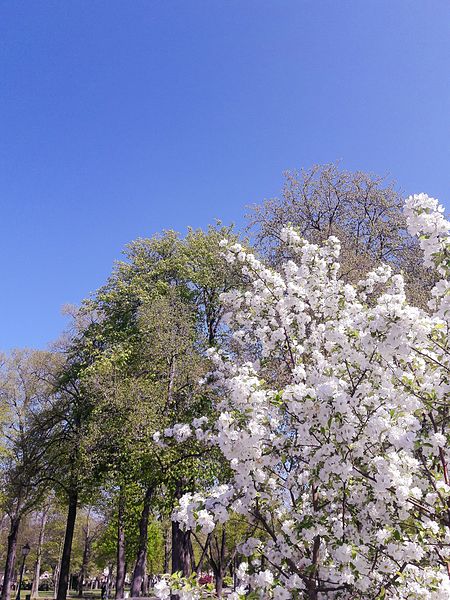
[0,164,431,599]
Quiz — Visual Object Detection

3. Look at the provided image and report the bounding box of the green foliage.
[0,350,60,518]
[73,225,245,508]
[0,223,247,588]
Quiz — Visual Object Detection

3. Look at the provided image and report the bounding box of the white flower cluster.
[173,484,232,535]
[154,576,215,599]
[405,193,450,275]
[405,193,450,322]
[155,195,450,599]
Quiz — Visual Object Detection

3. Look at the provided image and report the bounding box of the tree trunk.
[115,492,126,600]
[130,485,153,597]
[31,507,49,598]
[78,511,92,597]
[171,480,192,578]
[141,563,148,596]
[56,491,78,600]
[1,515,21,600]
[171,521,191,577]
[170,520,192,600]
[215,573,223,599]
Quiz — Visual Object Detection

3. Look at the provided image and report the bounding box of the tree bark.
[215,574,223,599]
[115,492,126,600]
[171,480,192,578]
[171,521,191,577]
[141,563,148,596]
[130,485,153,597]
[56,491,78,600]
[1,515,21,600]
[31,507,49,598]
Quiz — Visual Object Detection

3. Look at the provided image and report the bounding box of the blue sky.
[1,1,449,350]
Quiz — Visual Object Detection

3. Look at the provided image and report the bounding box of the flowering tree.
[156,194,450,599]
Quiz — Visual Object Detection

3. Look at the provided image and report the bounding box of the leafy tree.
[0,350,57,600]
[37,338,105,600]
[68,224,244,595]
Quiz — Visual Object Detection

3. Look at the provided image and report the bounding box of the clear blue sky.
[1,1,449,350]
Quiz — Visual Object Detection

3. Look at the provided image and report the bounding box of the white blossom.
[157,194,450,599]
